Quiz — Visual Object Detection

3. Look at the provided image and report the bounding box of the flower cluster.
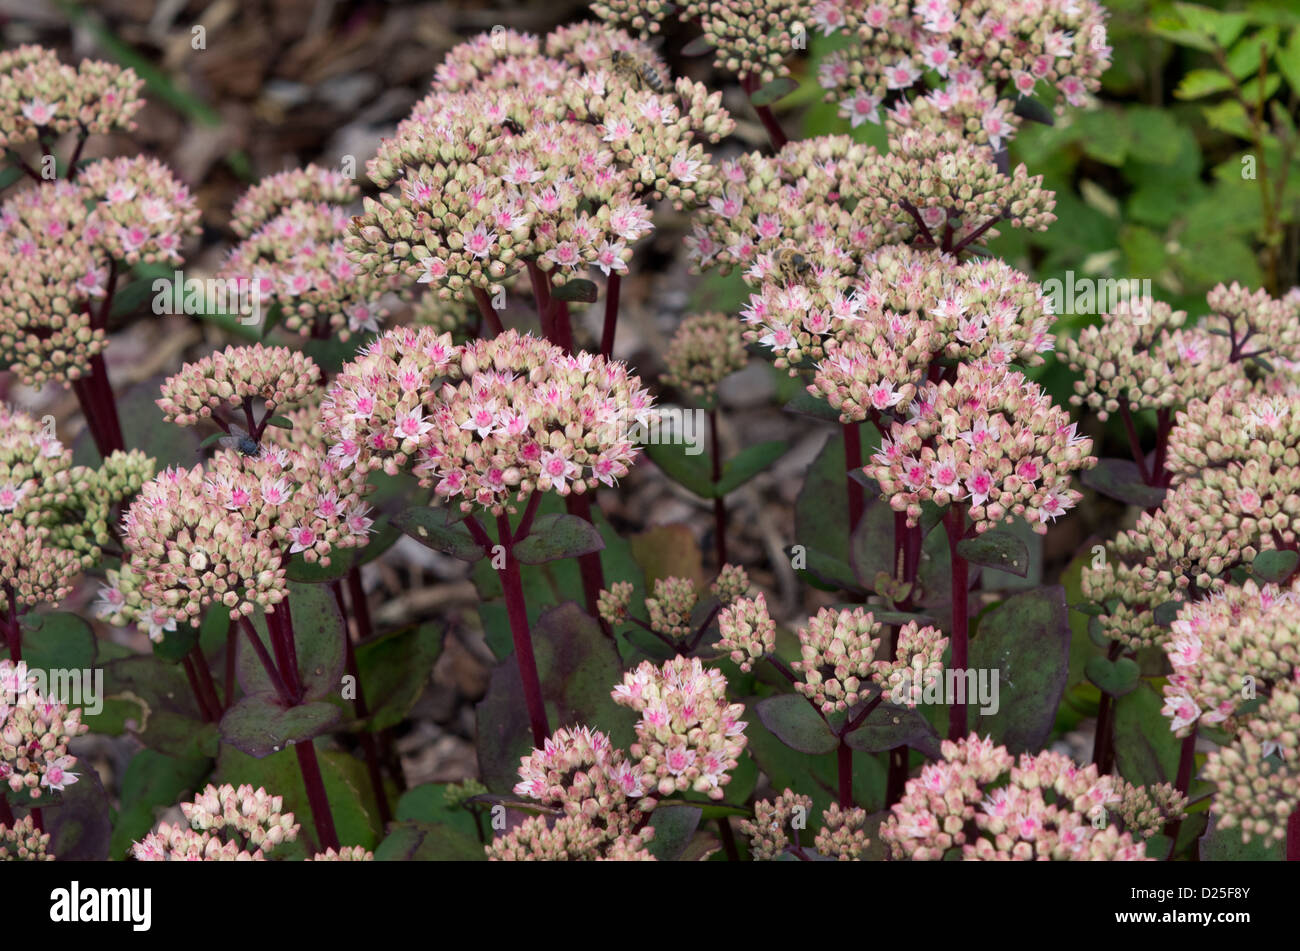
[0,404,153,609]
[223,165,391,340]
[486,813,655,861]
[499,725,653,860]
[323,329,652,514]
[107,444,370,635]
[131,784,300,860]
[739,788,813,860]
[1058,298,1235,422]
[611,655,748,802]
[1201,281,1300,367]
[0,45,144,149]
[880,734,1151,860]
[662,312,749,406]
[77,156,201,266]
[1112,780,1188,840]
[156,344,321,427]
[716,592,776,673]
[0,660,88,801]
[868,361,1095,533]
[790,607,946,713]
[817,0,1111,139]
[0,815,52,860]
[351,23,731,305]
[309,846,375,861]
[815,803,872,861]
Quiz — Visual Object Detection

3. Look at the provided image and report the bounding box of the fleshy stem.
[73,264,125,456]
[330,579,393,826]
[886,511,922,806]
[944,503,970,741]
[709,408,727,567]
[843,422,864,531]
[600,272,621,358]
[1288,808,1300,862]
[471,287,505,338]
[294,740,339,853]
[467,507,549,746]
[2,583,21,661]
[1162,726,1198,851]
[1118,405,1151,486]
[716,817,740,861]
[1090,639,1123,774]
[740,75,788,150]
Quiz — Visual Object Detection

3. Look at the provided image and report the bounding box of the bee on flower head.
[771,247,812,285]
[608,49,666,94]
[500,117,525,136]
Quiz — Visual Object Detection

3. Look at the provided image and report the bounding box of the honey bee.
[771,247,812,285]
[500,117,525,136]
[609,50,666,94]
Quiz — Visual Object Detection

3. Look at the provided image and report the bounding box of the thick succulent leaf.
[513,513,605,565]
[219,696,341,758]
[755,693,839,755]
[1082,458,1167,508]
[968,586,1071,754]
[392,506,485,561]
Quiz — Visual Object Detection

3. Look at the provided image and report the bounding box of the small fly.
[219,424,261,458]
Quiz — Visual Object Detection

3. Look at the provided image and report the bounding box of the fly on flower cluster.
[219,424,261,458]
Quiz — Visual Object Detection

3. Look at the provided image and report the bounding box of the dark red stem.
[710,408,727,568]
[600,272,621,358]
[471,287,504,337]
[294,740,340,853]
[945,505,969,741]
[843,422,864,532]
[495,511,550,746]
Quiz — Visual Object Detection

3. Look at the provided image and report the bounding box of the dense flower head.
[711,563,752,604]
[862,128,1057,248]
[507,725,653,860]
[612,655,748,802]
[309,846,375,861]
[1059,298,1235,422]
[687,135,892,277]
[77,156,201,266]
[352,24,730,305]
[0,814,52,860]
[882,79,1020,150]
[1160,580,1299,736]
[807,245,1054,410]
[221,196,391,341]
[230,164,360,238]
[0,404,153,606]
[816,0,1109,138]
[1080,522,1184,651]
[156,344,321,427]
[717,593,776,673]
[645,576,699,641]
[791,606,946,712]
[1165,385,1300,480]
[112,445,370,631]
[1201,282,1300,366]
[486,813,655,861]
[868,361,1095,533]
[1203,720,1299,846]
[0,45,144,149]
[880,733,1150,860]
[662,312,749,406]
[696,0,812,85]
[0,183,105,385]
[1113,780,1188,840]
[131,783,300,861]
[815,803,871,860]
[740,788,813,860]
[324,329,652,513]
[0,660,88,801]
[588,0,674,35]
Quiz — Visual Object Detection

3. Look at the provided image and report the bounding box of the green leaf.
[375,820,485,860]
[392,506,485,561]
[284,546,355,584]
[1082,458,1168,508]
[513,513,606,565]
[265,415,293,430]
[219,696,341,758]
[100,655,219,759]
[1277,28,1300,92]
[645,440,716,498]
[844,702,941,756]
[1174,68,1236,99]
[750,77,798,106]
[241,583,347,703]
[968,587,1071,754]
[783,391,842,422]
[1174,3,1250,46]
[551,278,598,302]
[715,441,788,495]
[1085,655,1142,697]
[755,694,839,755]
[956,529,1030,578]
[351,622,444,732]
[1199,814,1285,860]
[644,806,703,861]
[215,744,383,853]
[110,750,212,860]
[1153,600,1185,626]
[475,602,637,791]
[13,611,96,671]
[1249,548,1299,582]
[45,765,113,861]
[1112,683,1182,786]
[1013,95,1055,126]
[394,783,483,842]
[794,431,860,591]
